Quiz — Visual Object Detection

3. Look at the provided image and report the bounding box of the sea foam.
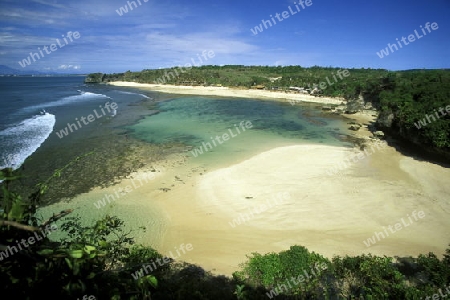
[0,113,56,170]
[21,91,111,113]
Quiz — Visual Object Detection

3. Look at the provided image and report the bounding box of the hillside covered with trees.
[87,66,450,161]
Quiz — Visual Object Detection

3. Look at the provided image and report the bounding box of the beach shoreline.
[149,140,449,276]
[107,81,345,105]
[43,139,449,277]
[37,85,450,277]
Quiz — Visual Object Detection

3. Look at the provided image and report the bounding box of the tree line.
[87,66,450,160]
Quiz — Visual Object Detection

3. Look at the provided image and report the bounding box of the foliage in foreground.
[1,164,450,299]
[0,163,159,299]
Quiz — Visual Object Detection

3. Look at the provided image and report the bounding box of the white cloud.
[57,64,81,70]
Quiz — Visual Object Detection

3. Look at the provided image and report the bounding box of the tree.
[0,157,158,299]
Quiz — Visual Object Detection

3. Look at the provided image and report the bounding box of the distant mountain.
[0,65,45,75]
[0,65,84,76]
[0,65,24,75]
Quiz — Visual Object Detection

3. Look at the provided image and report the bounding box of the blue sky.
[1,0,449,73]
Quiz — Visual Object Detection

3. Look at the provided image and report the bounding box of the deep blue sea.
[0,76,154,170]
[0,76,352,173]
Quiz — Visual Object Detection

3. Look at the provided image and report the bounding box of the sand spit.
[154,144,450,275]
[38,86,450,276]
[108,81,344,105]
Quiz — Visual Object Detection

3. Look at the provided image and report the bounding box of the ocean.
[0,76,155,170]
[0,76,353,200]
[129,95,352,169]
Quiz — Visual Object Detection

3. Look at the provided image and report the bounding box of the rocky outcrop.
[345,94,365,114]
[84,73,105,84]
[377,110,395,128]
[348,124,362,131]
[376,110,450,163]
[347,121,362,131]
[373,131,385,139]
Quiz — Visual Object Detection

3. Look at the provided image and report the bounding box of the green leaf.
[84,245,96,253]
[37,249,54,255]
[145,275,158,288]
[7,197,25,221]
[99,241,109,248]
[68,250,83,258]
[40,184,48,195]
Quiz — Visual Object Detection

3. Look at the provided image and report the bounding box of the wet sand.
[38,132,450,277]
[37,90,450,277]
[150,142,450,275]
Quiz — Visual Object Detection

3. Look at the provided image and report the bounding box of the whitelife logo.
[326,142,387,176]
[251,0,313,35]
[77,296,96,300]
[422,284,450,300]
[363,210,425,247]
[376,22,438,58]
[18,31,81,68]
[153,50,215,84]
[190,121,253,157]
[289,69,350,106]
[0,225,58,261]
[93,172,156,209]
[414,104,450,129]
[55,102,118,139]
[116,0,149,16]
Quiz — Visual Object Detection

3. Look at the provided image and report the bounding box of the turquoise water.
[129,96,351,169]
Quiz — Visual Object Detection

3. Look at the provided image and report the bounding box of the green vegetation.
[376,70,450,156]
[233,247,450,299]
[90,66,450,160]
[1,160,449,299]
[1,160,159,299]
[85,73,105,83]
[96,66,390,99]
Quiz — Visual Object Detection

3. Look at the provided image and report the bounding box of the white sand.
[108,81,344,105]
[38,86,450,276]
[39,138,450,277]
[153,144,450,275]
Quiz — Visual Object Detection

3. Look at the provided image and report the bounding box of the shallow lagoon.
[129,96,351,169]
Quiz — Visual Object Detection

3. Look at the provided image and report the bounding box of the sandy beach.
[108,81,345,105]
[40,140,450,276]
[151,143,450,275]
[38,86,450,277]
